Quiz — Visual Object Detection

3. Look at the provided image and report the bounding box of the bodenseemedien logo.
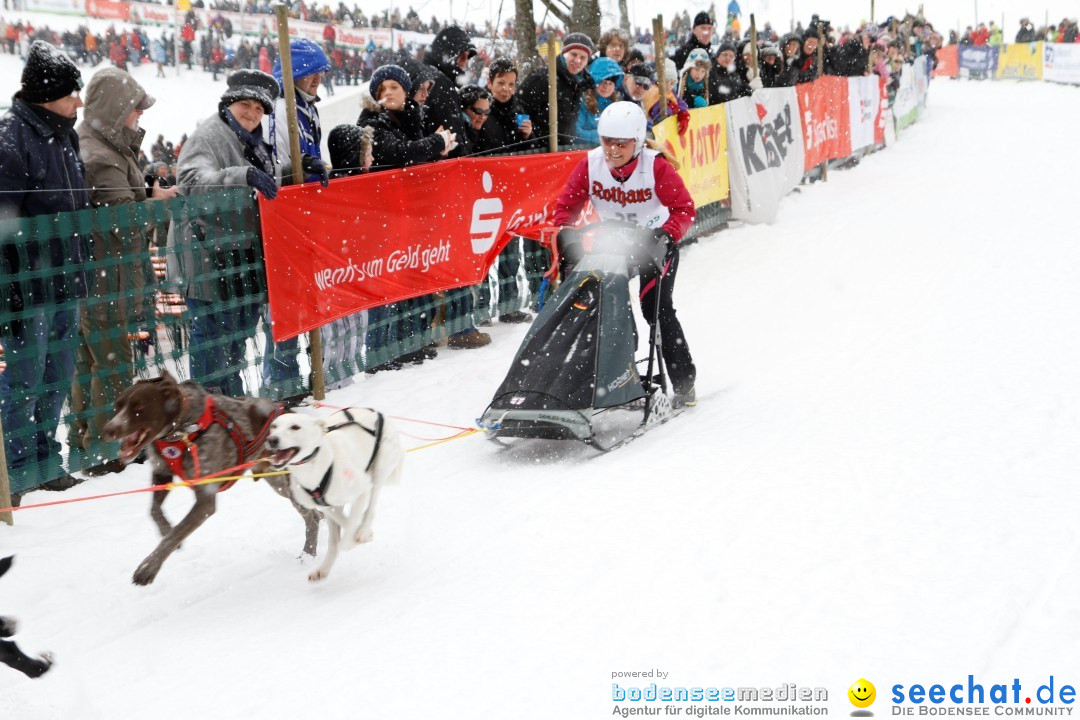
[849,679,877,716]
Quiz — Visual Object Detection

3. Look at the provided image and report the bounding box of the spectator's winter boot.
[447,329,492,350]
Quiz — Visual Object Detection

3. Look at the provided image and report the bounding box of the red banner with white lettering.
[797,75,853,171]
[85,0,130,21]
[259,152,585,342]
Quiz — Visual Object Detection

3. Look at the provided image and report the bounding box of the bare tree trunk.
[618,0,631,33]
[570,0,601,40]
[515,0,537,69]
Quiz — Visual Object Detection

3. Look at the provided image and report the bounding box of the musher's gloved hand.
[650,229,674,269]
[247,167,278,200]
[301,154,330,187]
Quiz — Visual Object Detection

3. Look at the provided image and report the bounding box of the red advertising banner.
[85,0,130,21]
[934,45,959,77]
[798,75,852,171]
[259,152,585,342]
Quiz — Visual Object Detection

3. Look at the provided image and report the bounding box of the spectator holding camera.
[478,57,532,152]
[69,67,177,476]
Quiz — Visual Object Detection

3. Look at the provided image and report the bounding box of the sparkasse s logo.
[891,676,1076,715]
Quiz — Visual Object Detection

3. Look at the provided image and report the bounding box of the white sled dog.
[266,409,404,582]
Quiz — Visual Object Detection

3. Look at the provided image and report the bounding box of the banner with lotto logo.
[26,0,83,13]
[847,75,887,151]
[996,42,1044,80]
[259,152,584,341]
[652,104,730,207]
[798,76,852,171]
[1043,43,1080,85]
[725,87,805,225]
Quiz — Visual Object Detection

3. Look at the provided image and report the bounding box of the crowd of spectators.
[0,5,1024,493]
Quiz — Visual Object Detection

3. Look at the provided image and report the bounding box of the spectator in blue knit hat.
[577,56,625,144]
[269,38,331,187]
[262,39,332,404]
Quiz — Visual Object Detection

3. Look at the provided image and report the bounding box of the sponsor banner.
[260,153,585,341]
[798,76,851,171]
[128,1,175,25]
[336,26,394,49]
[1043,43,1080,85]
[914,55,930,114]
[724,87,805,225]
[847,75,885,151]
[933,44,958,77]
[26,0,83,14]
[958,44,999,74]
[893,62,918,131]
[652,104,730,207]
[85,0,130,21]
[996,42,1044,80]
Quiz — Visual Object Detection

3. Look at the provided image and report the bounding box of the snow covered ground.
[3,78,1080,719]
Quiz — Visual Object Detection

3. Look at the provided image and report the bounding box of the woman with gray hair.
[168,69,281,397]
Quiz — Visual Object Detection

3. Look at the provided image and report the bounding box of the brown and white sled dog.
[266,409,404,582]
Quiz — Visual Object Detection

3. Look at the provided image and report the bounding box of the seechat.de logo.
[850,679,877,716]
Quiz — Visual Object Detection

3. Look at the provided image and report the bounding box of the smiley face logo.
[848,679,876,709]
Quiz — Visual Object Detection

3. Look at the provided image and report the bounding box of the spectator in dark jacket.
[797,32,823,83]
[776,33,803,86]
[479,57,532,151]
[0,41,89,494]
[518,32,596,147]
[478,57,533,325]
[358,64,454,169]
[714,41,748,102]
[421,26,476,157]
[673,12,715,73]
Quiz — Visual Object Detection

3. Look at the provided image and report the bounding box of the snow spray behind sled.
[478,221,676,451]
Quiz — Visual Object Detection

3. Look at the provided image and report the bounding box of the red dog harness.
[154,395,284,488]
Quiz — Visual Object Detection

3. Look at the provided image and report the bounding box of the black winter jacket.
[478,96,528,152]
[518,56,594,147]
[673,34,714,73]
[0,99,89,315]
[357,97,446,170]
[421,27,474,157]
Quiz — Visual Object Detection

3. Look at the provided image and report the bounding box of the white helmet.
[597,101,647,158]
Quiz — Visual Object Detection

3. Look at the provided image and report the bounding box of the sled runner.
[478,221,683,452]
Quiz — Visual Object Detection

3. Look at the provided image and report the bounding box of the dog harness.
[291,409,384,507]
[154,395,285,488]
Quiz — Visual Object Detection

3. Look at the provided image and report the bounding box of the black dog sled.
[479,221,680,452]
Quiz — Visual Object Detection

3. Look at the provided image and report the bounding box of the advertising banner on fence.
[847,75,887,150]
[933,44,959,77]
[652,104,730,207]
[958,45,999,74]
[893,63,918,131]
[914,55,930,116]
[85,0,130,20]
[798,76,851,171]
[129,1,174,25]
[260,153,585,341]
[725,87,804,224]
[27,0,83,13]
[996,42,1044,80]
[1043,43,1080,85]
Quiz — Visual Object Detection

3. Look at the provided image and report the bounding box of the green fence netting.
[0,152,729,495]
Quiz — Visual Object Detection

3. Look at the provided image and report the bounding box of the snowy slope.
[2,79,1080,719]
